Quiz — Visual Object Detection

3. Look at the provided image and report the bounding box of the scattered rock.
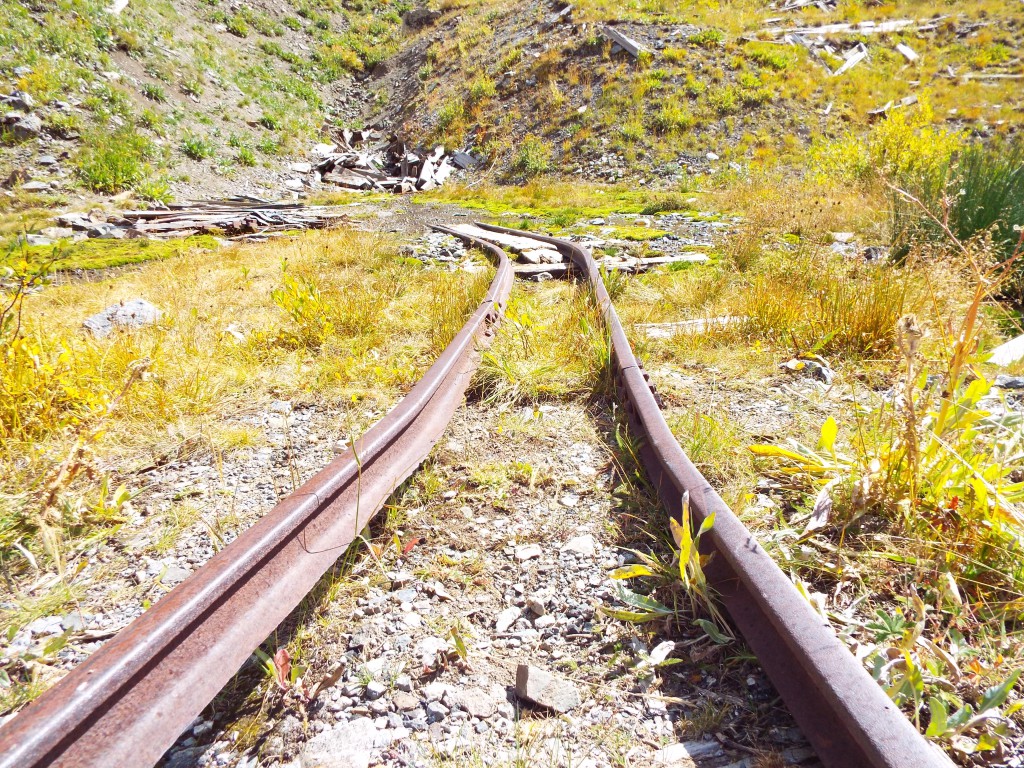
[495,607,520,633]
[300,717,381,768]
[160,564,190,586]
[994,375,1024,390]
[515,664,580,713]
[780,357,834,385]
[514,544,542,562]
[1,112,42,141]
[3,89,35,111]
[425,701,450,721]
[402,8,441,29]
[83,299,162,337]
[561,534,596,557]
[450,687,500,719]
[654,739,725,765]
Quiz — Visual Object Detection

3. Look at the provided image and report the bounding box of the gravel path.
[161,400,820,768]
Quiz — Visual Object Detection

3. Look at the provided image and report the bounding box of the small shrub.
[226,13,249,37]
[46,113,82,139]
[436,98,465,131]
[746,43,792,71]
[467,75,496,105]
[708,85,740,115]
[619,118,645,142]
[181,77,204,97]
[283,15,302,30]
[663,48,687,64]
[892,139,1024,297]
[258,134,282,155]
[511,135,552,178]
[813,97,962,184]
[142,82,167,102]
[181,133,215,160]
[259,113,282,130]
[689,28,724,49]
[652,103,694,134]
[236,146,257,166]
[75,127,152,193]
[136,176,173,204]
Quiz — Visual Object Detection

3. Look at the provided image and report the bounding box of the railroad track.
[0,225,951,768]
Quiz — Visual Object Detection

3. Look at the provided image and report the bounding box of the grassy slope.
[403,0,1024,178]
[0,0,408,203]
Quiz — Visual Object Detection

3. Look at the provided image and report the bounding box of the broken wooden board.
[832,43,867,77]
[895,42,919,62]
[451,224,555,254]
[514,263,569,279]
[599,26,646,58]
[637,316,744,339]
[987,333,1024,367]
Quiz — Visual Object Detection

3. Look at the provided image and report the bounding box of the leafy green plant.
[136,176,173,204]
[511,135,552,179]
[892,139,1024,297]
[603,491,733,640]
[652,103,694,135]
[236,147,257,167]
[141,82,167,102]
[689,28,724,49]
[181,133,215,160]
[75,127,152,193]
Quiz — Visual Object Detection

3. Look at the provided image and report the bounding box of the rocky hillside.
[2,0,1023,208]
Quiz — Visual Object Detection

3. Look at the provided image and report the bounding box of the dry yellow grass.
[0,227,492,571]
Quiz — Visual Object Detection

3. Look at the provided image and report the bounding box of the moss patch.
[9,235,224,272]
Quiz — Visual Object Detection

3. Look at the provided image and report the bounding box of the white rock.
[515,544,542,561]
[495,607,520,633]
[300,718,382,768]
[654,740,725,765]
[561,534,596,557]
[988,333,1024,367]
[290,162,313,173]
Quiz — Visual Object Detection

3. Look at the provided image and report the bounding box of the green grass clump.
[652,103,694,134]
[893,139,1024,297]
[689,28,724,49]
[75,127,153,193]
[181,133,216,160]
[511,135,553,179]
[745,42,792,71]
[9,235,223,272]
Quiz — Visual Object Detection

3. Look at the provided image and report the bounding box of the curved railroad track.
[0,225,951,768]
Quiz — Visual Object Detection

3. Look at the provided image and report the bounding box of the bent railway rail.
[0,239,514,768]
[461,223,953,768]
[0,223,953,768]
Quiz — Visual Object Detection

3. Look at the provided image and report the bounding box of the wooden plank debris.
[987,333,1024,367]
[599,26,646,58]
[638,316,744,339]
[895,42,919,62]
[867,93,918,119]
[832,43,867,76]
[57,198,349,242]
[311,133,466,193]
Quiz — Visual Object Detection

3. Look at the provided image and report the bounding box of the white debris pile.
[310,131,480,193]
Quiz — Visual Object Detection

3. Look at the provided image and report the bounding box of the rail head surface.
[474,222,953,768]
[0,240,514,768]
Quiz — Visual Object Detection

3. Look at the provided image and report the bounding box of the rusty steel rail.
[470,222,953,768]
[0,240,514,768]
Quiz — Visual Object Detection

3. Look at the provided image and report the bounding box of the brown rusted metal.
[475,222,953,768]
[0,241,514,768]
